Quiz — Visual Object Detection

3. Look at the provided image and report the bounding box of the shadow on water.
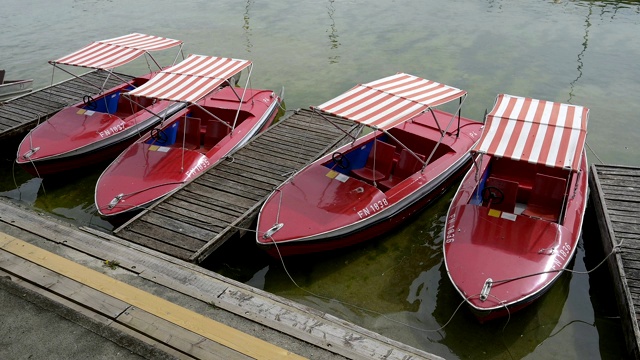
[583,199,626,359]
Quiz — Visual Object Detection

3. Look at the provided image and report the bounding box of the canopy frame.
[46,33,184,106]
[124,54,258,173]
[311,73,469,173]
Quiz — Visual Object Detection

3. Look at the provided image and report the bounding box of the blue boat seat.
[351,140,396,183]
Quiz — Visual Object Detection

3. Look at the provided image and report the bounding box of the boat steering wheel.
[150,128,168,144]
[481,186,504,205]
[83,95,97,110]
[332,152,350,170]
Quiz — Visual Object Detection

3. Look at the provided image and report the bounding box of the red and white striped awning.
[51,33,183,69]
[126,54,251,103]
[474,94,589,171]
[314,73,466,130]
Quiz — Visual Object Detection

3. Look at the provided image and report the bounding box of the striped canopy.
[474,94,589,171]
[314,73,466,130]
[51,33,183,69]
[126,54,252,103]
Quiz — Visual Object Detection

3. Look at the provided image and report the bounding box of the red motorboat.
[95,54,282,216]
[256,73,484,257]
[443,94,589,322]
[16,33,186,176]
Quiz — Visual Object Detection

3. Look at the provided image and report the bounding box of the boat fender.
[480,278,493,302]
[263,223,284,239]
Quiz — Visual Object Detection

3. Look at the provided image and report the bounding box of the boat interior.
[475,157,572,223]
[80,77,154,118]
[324,127,454,192]
[145,105,252,154]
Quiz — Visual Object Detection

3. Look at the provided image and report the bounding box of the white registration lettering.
[356,198,388,219]
[185,159,211,179]
[99,123,126,138]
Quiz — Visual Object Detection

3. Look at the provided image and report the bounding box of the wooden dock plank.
[117,307,252,360]
[0,250,131,318]
[590,163,640,359]
[115,109,356,263]
[0,199,442,360]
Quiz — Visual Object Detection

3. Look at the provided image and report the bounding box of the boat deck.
[0,70,132,139]
[114,108,357,263]
[589,163,640,358]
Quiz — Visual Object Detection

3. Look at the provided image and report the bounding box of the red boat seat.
[522,173,567,222]
[351,140,396,184]
[204,119,231,150]
[484,177,519,213]
[378,149,425,191]
[176,117,202,150]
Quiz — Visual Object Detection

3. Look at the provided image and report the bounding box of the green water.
[2,0,638,358]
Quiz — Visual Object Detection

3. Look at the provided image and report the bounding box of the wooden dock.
[0,198,442,360]
[589,163,640,359]
[0,70,132,139]
[114,108,357,263]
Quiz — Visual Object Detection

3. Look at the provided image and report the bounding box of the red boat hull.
[16,73,185,176]
[443,151,589,321]
[256,109,483,257]
[260,157,472,257]
[95,87,280,216]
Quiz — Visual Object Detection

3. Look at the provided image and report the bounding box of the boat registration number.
[98,122,126,138]
[445,213,456,243]
[357,198,389,219]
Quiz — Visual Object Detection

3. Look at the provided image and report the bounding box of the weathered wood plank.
[153,202,228,232]
[117,306,251,360]
[196,172,272,199]
[0,233,304,360]
[184,181,258,206]
[0,248,131,318]
[590,164,640,359]
[172,192,246,217]
[130,214,212,251]
[159,197,239,224]
[117,224,204,259]
[212,163,285,186]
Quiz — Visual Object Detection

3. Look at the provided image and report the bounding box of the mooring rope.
[263,233,479,334]
[586,141,604,164]
[489,238,622,287]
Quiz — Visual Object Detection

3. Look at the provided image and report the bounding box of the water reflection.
[568,2,591,103]
[243,0,254,53]
[327,0,341,64]
[434,261,573,359]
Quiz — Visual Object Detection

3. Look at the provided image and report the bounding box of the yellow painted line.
[0,232,306,360]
